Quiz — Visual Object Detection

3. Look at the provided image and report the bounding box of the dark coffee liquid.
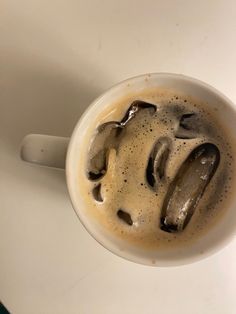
[81,88,235,249]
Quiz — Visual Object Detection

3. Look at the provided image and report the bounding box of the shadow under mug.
[21,73,236,266]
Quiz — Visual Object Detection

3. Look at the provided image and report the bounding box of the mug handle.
[21,134,70,169]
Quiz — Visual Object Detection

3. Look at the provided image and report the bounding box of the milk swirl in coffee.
[80,88,235,249]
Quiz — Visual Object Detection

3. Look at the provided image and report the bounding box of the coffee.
[80,88,235,249]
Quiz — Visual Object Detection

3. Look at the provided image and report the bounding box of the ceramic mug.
[21,73,236,266]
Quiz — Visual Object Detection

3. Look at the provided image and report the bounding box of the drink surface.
[78,88,235,249]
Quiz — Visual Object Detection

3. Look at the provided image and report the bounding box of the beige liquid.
[79,88,235,250]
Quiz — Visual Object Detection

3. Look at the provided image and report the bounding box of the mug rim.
[66,72,236,266]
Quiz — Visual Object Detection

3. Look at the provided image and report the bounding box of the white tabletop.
[1,1,236,313]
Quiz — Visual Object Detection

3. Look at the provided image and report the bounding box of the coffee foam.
[78,88,236,250]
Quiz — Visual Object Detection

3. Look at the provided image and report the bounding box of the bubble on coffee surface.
[83,89,235,249]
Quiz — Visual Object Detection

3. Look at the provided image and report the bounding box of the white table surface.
[1,1,236,313]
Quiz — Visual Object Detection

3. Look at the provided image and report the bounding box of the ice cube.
[87,121,122,180]
[175,113,201,139]
[87,100,157,180]
[117,209,133,226]
[146,137,171,188]
[120,100,156,126]
[160,143,220,232]
[92,183,103,202]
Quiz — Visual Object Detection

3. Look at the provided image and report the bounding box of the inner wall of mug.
[67,73,236,266]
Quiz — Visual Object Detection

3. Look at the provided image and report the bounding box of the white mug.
[21,73,236,266]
